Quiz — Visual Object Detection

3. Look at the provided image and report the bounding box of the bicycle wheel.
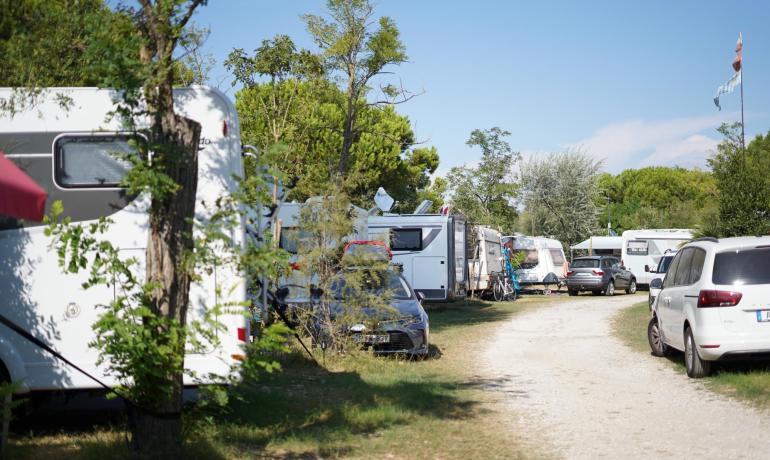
[493,278,504,302]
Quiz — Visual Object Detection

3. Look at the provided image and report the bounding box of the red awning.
[0,151,48,222]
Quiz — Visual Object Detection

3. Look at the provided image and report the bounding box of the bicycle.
[491,271,517,301]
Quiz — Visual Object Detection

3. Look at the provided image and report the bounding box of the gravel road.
[482,294,770,459]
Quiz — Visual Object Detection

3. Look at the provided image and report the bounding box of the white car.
[648,236,770,378]
[647,250,677,309]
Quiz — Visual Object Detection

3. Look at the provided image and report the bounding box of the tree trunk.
[140,106,201,454]
[339,90,356,174]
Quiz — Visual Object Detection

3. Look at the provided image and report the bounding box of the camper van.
[503,235,566,288]
[621,229,693,286]
[0,87,248,393]
[467,226,504,296]
[367,214,467,302]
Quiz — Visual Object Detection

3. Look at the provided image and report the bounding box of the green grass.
[9,295,559,459]
[612,300,770,409]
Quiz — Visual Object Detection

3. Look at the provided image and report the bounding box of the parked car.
[319,268,430,356]
[647,250,677,309]
[565,256,637,296]
[648,237,770,378]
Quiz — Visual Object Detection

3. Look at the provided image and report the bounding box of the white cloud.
[567,114,734,172]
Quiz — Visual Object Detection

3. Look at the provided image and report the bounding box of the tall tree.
[520,150,603,249]
[234,80,439,207]
[707,123,770,236]
[446,127,519,231]
[303,0,409,174]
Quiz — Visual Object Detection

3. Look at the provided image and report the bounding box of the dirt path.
[482,294,770,459]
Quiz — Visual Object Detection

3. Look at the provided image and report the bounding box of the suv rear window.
[713,247,770,285]
[572,259,599,268]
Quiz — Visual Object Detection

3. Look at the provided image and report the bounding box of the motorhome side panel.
[620,229,692,285]
[0,87,248,392]
[367,215,452,302]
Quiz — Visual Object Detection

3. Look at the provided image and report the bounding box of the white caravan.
[504,235,566,287]
[467,226,504,296]
[621,229,692,286]
[367,214,467,302]
[0,87,249,393]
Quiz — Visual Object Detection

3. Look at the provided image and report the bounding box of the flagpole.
[740,33,745,150]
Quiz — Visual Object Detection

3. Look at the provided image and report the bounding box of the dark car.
[318,268,430,356]
[566,256,637,296]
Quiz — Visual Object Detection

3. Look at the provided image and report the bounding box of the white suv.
[648,236,770,378]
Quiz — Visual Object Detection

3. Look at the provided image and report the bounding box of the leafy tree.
[446,127,519,231]
[519,150,603,249]
[707,123,770,236]
[598,166,718,233]
[303,0,410,174]
[235,79,439,207]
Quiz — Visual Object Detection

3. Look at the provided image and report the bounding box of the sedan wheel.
[684,327,711,378]
[626,279,637,294]
[647,316,668,357]
[604,280,615,296]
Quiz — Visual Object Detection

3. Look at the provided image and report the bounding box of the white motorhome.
[0,87,249,393]
[621,229,693,286]
[467,226,504,296]
[367,214,467,302]
[503,235,566,287]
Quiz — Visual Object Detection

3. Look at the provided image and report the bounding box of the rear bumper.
[566,278,605,290]
[693,330,770,361]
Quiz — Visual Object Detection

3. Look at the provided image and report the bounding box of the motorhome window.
[626,240,648,255]
[391,228,422,251]
[549,249,565,265]
[54,135,138,188]
[514,249,539,269]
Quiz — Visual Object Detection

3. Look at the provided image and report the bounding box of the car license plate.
[756,310,770,322]
[354,333,390,343]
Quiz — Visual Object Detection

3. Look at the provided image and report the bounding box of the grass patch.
[612,300,770,409]
[9,295,558,459]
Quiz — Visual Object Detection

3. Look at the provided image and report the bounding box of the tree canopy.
[446,127,519,231]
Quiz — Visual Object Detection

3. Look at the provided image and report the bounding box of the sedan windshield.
[571,259,600,268]
[331,271,412,300]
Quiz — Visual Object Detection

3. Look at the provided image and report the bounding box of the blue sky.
[193,0,770,175]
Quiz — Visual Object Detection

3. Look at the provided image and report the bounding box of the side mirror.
[644,265,650,273]
[650,278,663,289]
[416,291,426,303]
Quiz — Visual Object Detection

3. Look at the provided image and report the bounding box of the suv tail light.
[592,270,604,276]
[697,290,742,308]
[567,270,575,276]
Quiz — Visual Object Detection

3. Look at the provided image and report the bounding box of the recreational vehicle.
[467,226,504,297]
[621,229,693,286]
[367,214,467,302]
[0,86,248,392]
[503,235,566,288]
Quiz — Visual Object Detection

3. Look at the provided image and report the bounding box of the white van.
[467,226,504,296]
[504,235,566,287]
[0,87,249,393]
[621,229,692,286]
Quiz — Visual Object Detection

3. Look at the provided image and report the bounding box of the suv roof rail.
[691,237,719,243]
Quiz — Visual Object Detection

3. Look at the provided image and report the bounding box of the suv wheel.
[626,278,637,294]
[604,280,615,296]
[647,316,668,357]
[568,289,578,296]
[684,327,711,378]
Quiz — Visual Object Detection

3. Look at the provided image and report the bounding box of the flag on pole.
[714,33,743,110]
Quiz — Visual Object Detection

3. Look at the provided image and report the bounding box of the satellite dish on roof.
[374,187,394,212]
[413,200,433,214]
